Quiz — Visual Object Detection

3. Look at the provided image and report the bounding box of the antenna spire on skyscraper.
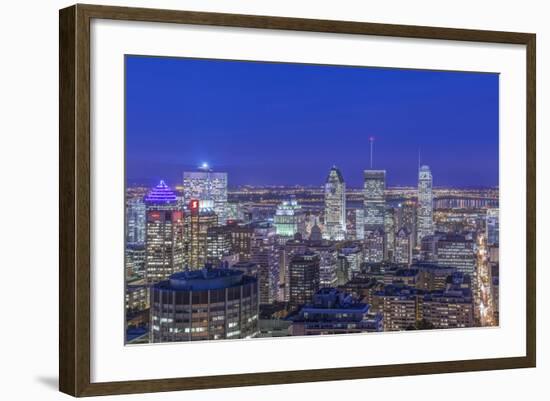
[369,136,375,169]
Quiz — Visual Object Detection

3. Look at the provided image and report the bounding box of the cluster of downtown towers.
[125,164,500,344]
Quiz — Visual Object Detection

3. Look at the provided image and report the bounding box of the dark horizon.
[126,56,499,188]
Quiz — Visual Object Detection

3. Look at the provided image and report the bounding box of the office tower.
[417,165,434,244]
[125,243,146,280]
[364,228,384,263]
[323,166,346,240]
[339,245,363,276]
[206,226,232,266]
[422,288,474,329]
[187,199,218,269]
[384,207,396,260]
[486,208,499,245]
[150,267,259,342]
[395,200,417,248]
[363,170,386,231]
[394,227,412,266]
[289,251,320,309]
[371,285,423,331]
[126,196,146,245]
[250,223,279,304]
[273,196,305,240]
[144,180,185,284]
[279,237,308,302]
[434,234,476,276]
[307,241,337,288]
[183,165,228,223]
[289,288,383,335]
[346,209,365,241]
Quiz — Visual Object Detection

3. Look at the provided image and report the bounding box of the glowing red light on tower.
[189,199,199,212]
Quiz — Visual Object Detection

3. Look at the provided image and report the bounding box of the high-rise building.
[346,209,365,240]
[433,234,476,276]
[206,226,232,266]
[273,196,305,240]
[384,207,396,260]
[339,245,363,277]
[183,166,228,224]
[323,166,346,240]
[126,243,146,280]
[417,165,434,244]
[394,227,412,266]
[363,170,386,231]
[126,196,146,245]
[486,208,499,245]
[395,201,417,248]
[144,181,185,284]
[187,199,218,269]
[150,267,259,342]
[250,223,279,304]
[307,240,338,288]
[289,251,320,309]
[364,228,385,263]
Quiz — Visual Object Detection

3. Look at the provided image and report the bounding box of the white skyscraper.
[323,166,346,240]
[183,164,228,223]
[417,165,434,244]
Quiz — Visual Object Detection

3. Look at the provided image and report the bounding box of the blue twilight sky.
[126,55,499,188]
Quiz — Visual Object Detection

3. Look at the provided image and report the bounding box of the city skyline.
[126,56,499,188]
[125,55,499,345]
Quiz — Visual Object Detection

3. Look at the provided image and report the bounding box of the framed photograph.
[59,4,536,397]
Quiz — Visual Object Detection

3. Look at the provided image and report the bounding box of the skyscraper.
[364,228,385,263]
[273,196,305,240]
[417,165,434,244]
[183,165,228,224]
[144,180,185,284]
[486,208,499,245]
[126,196,146,245]
[394,227,412,266]
[289,251,320,309]
[363,170,386,231]
[323,166,346,240]
[187,199,218,269]
[250,223,279,304]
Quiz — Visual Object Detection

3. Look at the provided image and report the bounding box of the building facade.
[363,170,386,231]
[183,167,228,224]
[250,223,279,304]
[289,251,320,309]
[150,267,259,342]
[486,208,499,246]
[417,165,434,244]
[126,196,146,245]
[323,166,346,240]
[144,181,185,283]
[273,197,305,239]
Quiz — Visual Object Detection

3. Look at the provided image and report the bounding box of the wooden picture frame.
[59,3,536,397]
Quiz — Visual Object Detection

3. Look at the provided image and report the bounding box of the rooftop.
[144,180,177,205]
[154,267,255,291]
